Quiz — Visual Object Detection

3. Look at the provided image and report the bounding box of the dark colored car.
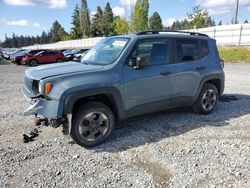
[22,30,225,147]
[21,50,65,66]
[73,50,89,62]
[11,50,44,65]
[64,50,80,61]
[5,49,26,60]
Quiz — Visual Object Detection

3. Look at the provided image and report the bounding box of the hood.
[26,62,104,80]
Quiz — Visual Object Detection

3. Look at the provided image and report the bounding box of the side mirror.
[134,54,149,69]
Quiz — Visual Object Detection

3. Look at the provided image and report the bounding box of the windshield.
[81,37,129,65]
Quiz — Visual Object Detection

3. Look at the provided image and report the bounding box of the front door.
[123,39,173,117]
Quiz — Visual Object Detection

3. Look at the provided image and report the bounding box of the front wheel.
[57,59,63,63]
[192,83,218,115]
[71,101,115,148]
[29,59,38,66]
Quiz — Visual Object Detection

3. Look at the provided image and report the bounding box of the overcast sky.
[0,0,250,41]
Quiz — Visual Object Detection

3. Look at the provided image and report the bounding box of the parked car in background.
[64,49,80,61]
[4,49,25,60]
[21,50,65,66]
[73,50,89,62]
[10,50,44,65]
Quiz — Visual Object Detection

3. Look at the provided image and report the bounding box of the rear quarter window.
[176,38,199,62]
[200,40,209,57]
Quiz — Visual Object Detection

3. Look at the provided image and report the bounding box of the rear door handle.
[196,66,206,71]
[161,71,172,76]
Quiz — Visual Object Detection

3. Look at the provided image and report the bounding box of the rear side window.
[175,38,209,63]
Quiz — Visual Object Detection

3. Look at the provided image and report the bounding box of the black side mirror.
[134,54,149,69]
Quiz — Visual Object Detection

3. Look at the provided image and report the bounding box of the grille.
[24,76,33,92]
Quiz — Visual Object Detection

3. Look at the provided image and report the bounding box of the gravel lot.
[0,62,249,188]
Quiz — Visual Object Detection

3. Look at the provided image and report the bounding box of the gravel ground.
[0,61,249,188]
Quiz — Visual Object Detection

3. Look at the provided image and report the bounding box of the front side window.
[176,39,199,62]
[81,37,129,65]
[131,40,169,66]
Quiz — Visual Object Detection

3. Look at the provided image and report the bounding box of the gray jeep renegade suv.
[22,31,225,147]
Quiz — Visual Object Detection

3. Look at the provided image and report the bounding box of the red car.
[21,50,65,66]
[11,50,44,65]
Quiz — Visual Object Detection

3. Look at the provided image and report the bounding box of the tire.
[192,83,218,115]
[71,101,115,148]
[57,59,63,63]
[29,59,38,66]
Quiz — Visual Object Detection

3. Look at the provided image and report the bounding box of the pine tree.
[40,31,48,44]
[49,20,67,43]
[91,6,104,36]
[80,0,91,38]
[113,16,130,35]
[141,0,149,30]
[70,4,82,39]
[131,0,149,32]
[187,4,209,29]
[103,2,114,36]
[149,12,163,30]
[11,33,18,48]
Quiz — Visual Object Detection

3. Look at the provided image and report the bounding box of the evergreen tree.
[244,20,249,24]
[187,4,209,28]
[131,0,149,32]
[49,20,67,43]
[11,33,18,47]
[91,6,104,36]
[40,31,49,44]
[19,35,25,47]
[80,0,91,37]
[141,0,149,29]
[113,16,130,35]
[103,2,114,36]
[149,12,163,30]
[70,5,82,39]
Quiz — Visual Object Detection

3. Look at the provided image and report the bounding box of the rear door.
[123,38,173,117]
[171,38,209,105]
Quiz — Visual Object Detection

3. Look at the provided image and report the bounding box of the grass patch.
[219,47,250,63]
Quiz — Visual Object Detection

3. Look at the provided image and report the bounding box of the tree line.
[1,0,247,48]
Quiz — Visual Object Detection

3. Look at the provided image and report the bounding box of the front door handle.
[196,66,206,71]
[161,71,172,76]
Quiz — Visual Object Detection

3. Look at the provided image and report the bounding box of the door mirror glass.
[134,54,149,69]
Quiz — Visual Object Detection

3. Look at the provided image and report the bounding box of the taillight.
[220,59,225,69]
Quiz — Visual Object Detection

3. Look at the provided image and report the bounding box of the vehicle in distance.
[73,50,89,62]
[21,50,65,66]
[22,30,225,147]
[4,49,26,60]
[10,50,44,65]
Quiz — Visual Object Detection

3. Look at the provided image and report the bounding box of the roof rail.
[136,30,209,37]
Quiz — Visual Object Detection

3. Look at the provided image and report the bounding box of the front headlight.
[38,81,42,93]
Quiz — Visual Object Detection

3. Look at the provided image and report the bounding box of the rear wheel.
[192,83,218,114]
[71,101,115,148]
[29,59,38,66]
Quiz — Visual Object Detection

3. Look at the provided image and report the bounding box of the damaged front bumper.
[22,86,61,119]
